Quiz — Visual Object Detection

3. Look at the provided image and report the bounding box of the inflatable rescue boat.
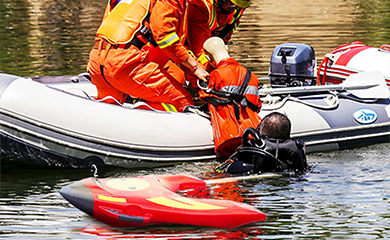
[1,42,390,169]
[0,73,216,168]
[59,174,267,228]
[318,41,390,88]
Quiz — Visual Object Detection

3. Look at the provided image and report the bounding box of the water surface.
[1,0,389,78]
[1,0,390,239]
[1,143,390,239]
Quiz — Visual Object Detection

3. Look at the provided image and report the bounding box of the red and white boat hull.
[318,41,390,88]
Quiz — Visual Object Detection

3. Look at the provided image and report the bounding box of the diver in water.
[216,112,308,174]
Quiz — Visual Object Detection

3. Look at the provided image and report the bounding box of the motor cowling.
[269,43,317,88]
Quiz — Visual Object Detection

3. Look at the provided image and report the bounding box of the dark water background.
[1,0,389,78]
[1,0,390,239]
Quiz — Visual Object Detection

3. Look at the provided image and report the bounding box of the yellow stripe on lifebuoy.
[147,196,227,210]
[98,194,127,203]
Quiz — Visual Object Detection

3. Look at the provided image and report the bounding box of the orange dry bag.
[204,69,261,157]
[210,104,261,157]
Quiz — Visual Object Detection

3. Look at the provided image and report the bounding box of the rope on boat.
[338,92,380,103]
[96,95,124,105]
[95,97,163,112]
[288,92,340,110]
[261,91,340,111]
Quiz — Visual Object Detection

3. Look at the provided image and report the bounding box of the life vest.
[97,0,151,45]
[97,0,188,48]
[97,0,189,69]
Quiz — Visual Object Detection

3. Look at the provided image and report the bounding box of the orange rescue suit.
[87,0,193,112]
[199,58,262,157]
[187,0,244,60]
[186,0,244,87]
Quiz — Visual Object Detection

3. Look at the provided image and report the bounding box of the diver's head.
[258,112,291,139]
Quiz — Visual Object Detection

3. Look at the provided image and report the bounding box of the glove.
[215,159,235,174]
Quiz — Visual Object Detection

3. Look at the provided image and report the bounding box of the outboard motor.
[269,43,317,87]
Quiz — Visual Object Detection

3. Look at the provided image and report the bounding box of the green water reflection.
[0,0,389,77]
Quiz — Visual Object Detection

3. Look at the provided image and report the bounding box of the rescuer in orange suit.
[198,37,262,157]
[186,0,251,69]
[87,0,209,112]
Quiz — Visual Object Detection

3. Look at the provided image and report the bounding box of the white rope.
[262,92,340,111]
[96,95,124,106]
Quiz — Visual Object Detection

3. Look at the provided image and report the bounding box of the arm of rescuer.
[184,0,214,88]
[186,0,211,60]
[149,0,209,82]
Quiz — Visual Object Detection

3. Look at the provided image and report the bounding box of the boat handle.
[118,214,152,223]
[105,208,152,223]
[379,44,390,52]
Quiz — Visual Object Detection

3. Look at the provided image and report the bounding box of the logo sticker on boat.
[353,108,377,124]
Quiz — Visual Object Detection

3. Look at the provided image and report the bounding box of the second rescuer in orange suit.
[187,0,250,64]
[87,0,209,112]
